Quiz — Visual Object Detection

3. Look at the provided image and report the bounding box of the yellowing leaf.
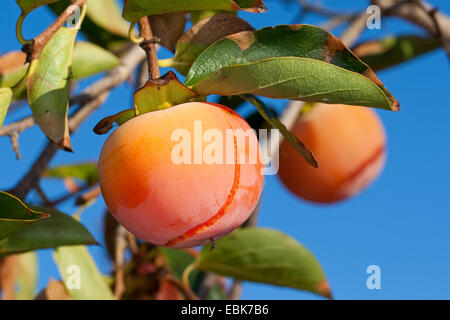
[0,88,12,128]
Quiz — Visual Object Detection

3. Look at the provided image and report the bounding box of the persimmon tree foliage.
[0,0,447,300]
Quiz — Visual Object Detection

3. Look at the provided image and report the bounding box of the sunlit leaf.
[134,71,200,114]
[72,41,119,79]
[54,245,115,300]
[0,51,28,89]
[94,72,201,135]
[15,251,38,300]
[43,162,99,185]
[122,0,267,22]
[86,0,129,37]
[186,25,399,111]
[27,27,77,151]
[194,227,332,299]
[16,0,60,14]
[0,206,96,257]
[0,88,13,128]
[0,191,50,242]
[161,14,253,75]
[353,35,440,71]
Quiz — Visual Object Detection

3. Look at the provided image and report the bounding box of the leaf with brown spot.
[150,13,186,52]
[27,27,78,151]
[122,0,267,22]
[93,108,136,135]
[186,25,399,111]
[134,71,201,114]
[353,35,440,71]
[161,14,253,74]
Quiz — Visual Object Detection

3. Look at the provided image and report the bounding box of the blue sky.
[1,0,450,299]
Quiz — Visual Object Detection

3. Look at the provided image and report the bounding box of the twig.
[22,0,88,61]
[137,16,160,80]
[372,0,450,57]
[9,130,21,159]
[340,12,372,47]
[114,225,128,299]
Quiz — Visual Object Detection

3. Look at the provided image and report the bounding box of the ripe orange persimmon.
[278,103,386,204]
[98,102,263,248]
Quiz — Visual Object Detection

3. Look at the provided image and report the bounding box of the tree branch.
[23,0,87,61]
[138,16,160,80]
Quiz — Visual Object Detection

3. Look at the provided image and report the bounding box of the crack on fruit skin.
[164,120,240,247]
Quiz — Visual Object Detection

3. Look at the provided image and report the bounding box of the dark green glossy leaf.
[186,25,399,111]
[243,95,317,167]
[0,206,97,257]
[43,162,99,185]
[353,35,440,71]
[195,227,332,299]
[27,27,77,151]
[54,245,115,299]
[0,192,50,242]
[122,0,267,22]
[0,88,12,128]
[160,14,253,75]
[72,41,119,79]
[16,0,60,14]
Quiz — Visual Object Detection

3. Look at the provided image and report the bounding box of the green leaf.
[54,245,115,300]
[186,25,399,111]
[16,0,60,14]
[243,95,317,167]
[160,14,253,75]
[194,227,332,299]
[71,41,119,79]
[353,35,440,71]
[122,0,267,22]
[0,191,50,242]
[0,52,28,89]
[0,88,12,128]
[15,251,38,300]
[150,13,186,52]
[0,206,97,257]
[86,0,129,37]
[27,27,77,151]
[43,162,99,185]
[93,109,136,135]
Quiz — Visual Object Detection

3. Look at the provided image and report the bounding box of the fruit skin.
[278,103,386,204]
[98,102,263,248]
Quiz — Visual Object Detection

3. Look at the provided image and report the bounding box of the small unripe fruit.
[278,103,386,204]
[99,102,263,248]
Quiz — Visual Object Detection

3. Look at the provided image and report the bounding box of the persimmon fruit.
[278,103,386,204]
[98,102,263,248]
